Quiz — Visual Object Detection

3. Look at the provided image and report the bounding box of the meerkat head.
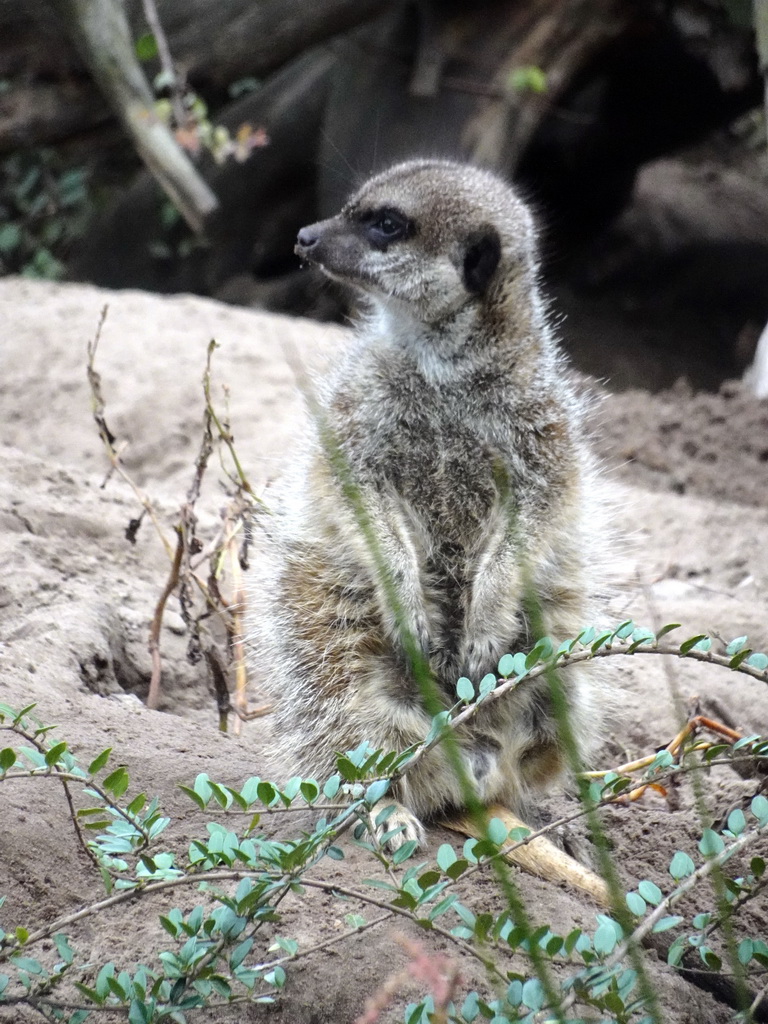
[295,160,538,324]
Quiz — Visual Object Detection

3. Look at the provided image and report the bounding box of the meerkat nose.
[296,225,320,251]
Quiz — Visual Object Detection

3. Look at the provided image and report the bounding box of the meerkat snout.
[295,224,321,253]
[249,158,613,862]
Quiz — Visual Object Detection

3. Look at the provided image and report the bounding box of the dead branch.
[147,526,184,710]
[86,306,175,560]
[203,645,232,732]
[87,314,269,728]
[139,0,186,128]
[225,501,250,732]
[202,340,264,503]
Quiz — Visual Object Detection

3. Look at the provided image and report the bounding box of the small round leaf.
[669,851,695,880]
[625,891,647,916]
[456,677,475,702]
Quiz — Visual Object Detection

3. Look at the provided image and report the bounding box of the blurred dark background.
[1,0,767,390]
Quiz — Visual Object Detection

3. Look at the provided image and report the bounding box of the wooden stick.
[147,527,184,710]
[442,803,610,907]
[227,512,248,735]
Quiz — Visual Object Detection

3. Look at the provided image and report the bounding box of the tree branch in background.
[466,0,630,170]
[48,0,218,233]
[140,0,187,128]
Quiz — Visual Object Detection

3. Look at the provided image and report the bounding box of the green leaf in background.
[135,33,158,61]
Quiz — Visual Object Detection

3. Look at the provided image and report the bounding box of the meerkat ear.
[463,226,501,295]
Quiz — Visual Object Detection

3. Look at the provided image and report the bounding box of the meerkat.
[248,159,611,880]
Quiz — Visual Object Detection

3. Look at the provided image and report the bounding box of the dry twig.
[86,313,269,727]
[147,526,184,710]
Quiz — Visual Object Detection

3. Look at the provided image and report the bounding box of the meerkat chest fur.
[327,317,573,552]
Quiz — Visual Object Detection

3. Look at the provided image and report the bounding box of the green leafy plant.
[1,623,767,1022]
[0,149,94,279]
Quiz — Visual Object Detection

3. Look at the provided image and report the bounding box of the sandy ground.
[1,278,767,1023]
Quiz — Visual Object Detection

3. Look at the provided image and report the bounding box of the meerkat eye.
[361,208,411,249]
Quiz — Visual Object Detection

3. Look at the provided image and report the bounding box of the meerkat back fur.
[248,159,611,849]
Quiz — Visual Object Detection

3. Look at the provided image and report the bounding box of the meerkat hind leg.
[443,804,610,907]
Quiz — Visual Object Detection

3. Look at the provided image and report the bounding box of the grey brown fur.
[247,159,610,847]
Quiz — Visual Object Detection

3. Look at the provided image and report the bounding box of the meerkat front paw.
[389,615,432,671]
[399,610,431,660]
[384,607,431,663]
[371,800,426,853]
[461,635,499,682]
[412,615,432,659]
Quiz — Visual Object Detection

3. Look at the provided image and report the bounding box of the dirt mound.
[599,378,768,507]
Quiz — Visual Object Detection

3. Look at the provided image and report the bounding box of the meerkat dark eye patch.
[359,207,413,250]
[463,226,501,295]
